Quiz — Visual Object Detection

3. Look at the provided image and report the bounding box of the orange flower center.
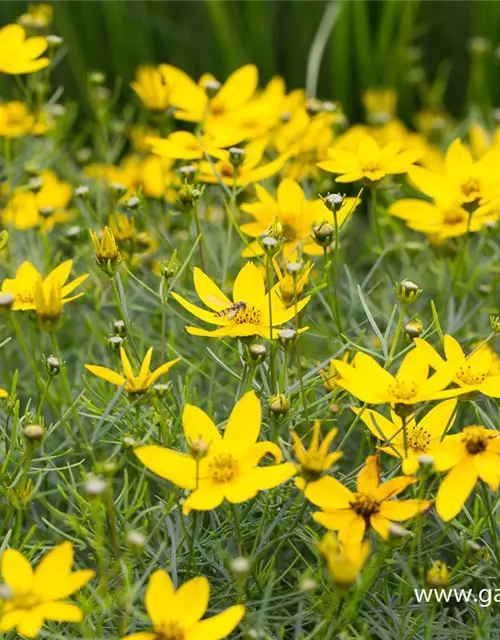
[456,364,486,386]
[360,160,381,173]
[462,427,489,455]
[155,621,186,640]
[16,287,36,303]
[350,492,380,520]
[388,379,418,402]
[232,305,261,326]
[208,453,238,484]
[11,592,40,611]
[406,426,431,453]
[300,452,326,481]
[443,208,467,225]
[460,178,481,201]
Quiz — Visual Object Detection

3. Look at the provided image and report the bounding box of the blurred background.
[2,0,500,122]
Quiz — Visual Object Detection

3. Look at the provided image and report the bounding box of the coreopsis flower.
[1,260,88,312]
[388,198,496,241]
[292,420,342,487]
[318,135,421,183]
[426,561,450,587]
[331,346,464,406]
[316,532,371,588]
[197,139,289,187]
[353,400,457,474]
[304,455,431,542]
[239,179,359,260]
[89,226,121,274]
[85,347,180,395]
[130,64,201,112]
[0,24,49,74]
[275,260,314,305]
[135,391,296,514]
[0,101,35,137]
[362,88,398,124]
[432,425,500,521]
[319,353,350,392]
[408,138,500,209]
[171,262,310,339]
[0,542,94,638]
[18,4,53,29]
[415,335,500,398]
[121,570,244,640]
[34,279,64,328]
[147,130,238,161]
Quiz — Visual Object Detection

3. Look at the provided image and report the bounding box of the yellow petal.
[145,570,175,627]
[33,542,73,593]
[35,602,83,622]
[193,268,232,311]
[84,365,126,387]
[183,486,225,515]
[120,347,135,380]
[356,455,380,493]
[232,262,265,307]
[304,476,353,509]
[250,462,296,490]
[212,64,257,110]
[379,499,431,520]
[183,404,222,448]
[1,549,34,594]
[436,459,478,521]
[16,612,44,639]
[173,576,209,626]
[223,391,261,453]
[147,357,181,385]
[135,446,197,490]
[139,347,154,378]
[353,407,397,441]
[188,604,245,640]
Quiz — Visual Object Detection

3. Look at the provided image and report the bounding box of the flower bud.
[312,221,335,248]
[393,402,414,419]
[110,183,128,198]
[112,319,127,337]
[394,279,422,305]
[46,34,63,48]
[45,355,61,376]
[388,523,413,546]
[153,383,171,398]
[261,235,279,255]
[230,556,250,575]
[123,436,138,448]
[228,147,245,167]
[0,292,14,311]
[84,474,107,496]
[404,319,424,340]
[124,196,140,210]
[490,316,500,333]
[248,343,267,363]
[322,193,345,213]
[278,328,297,347]
[426,560,449,587]
[76,148,92,165]
[126,530,147,551]
[418,454,434,471]
[0,584,13,600]
[75,184,90,197]
[107,335,124,351]
[23,424,44,442]
[188,437,209,460]
[89,71,106,85]
[464,539,482,554]
[203,78,221,98]
[298,577,317,593]
[177,165,198,183]
[65,225,82,242]
[268,394,290,417]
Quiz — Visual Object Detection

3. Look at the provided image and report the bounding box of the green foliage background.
[3,0,500,120]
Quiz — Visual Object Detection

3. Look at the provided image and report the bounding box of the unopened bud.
[23,424,44,442]
[490,316,500,333]
[65,225,82,241]
[230,556,250,574]
[465,539,482,554]
[278,328,297,347]
[268,394,290,417]
[124,196,140,210]
[394,279,422,305]
[84,474,107,496]
[388,523,413,545]
[178,165,197,182]
[228,147,245,167]
[75,185,89,197]
[46,34,63,48]
[426,560,449,587]
[312,221,335,248]
[204,79,221,98]
[123,436,138,448]
[153,383,171,398]
[112,319,127,337]
[110,183,128,197]
[126,530,147,550]
[404,320,424,340]
[418,454,434,470]
[0,584,13,600]
[299,577,317,592]
[248,343,267,362]
[323,193,344,213]
[0,292,14,310]
[188,437,209,460]
[107,335,124,351]
[45,355,61,376]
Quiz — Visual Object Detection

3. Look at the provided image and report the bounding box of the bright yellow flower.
[415,335,500,398]
[34,278,64,327]
[388,198,497,241]
[173,64,259,129]
[18,4,53,30]
[274,260,314,305]
[135,391,296,514]
[0,542,94,638]
[131,64,201,113]
[239,179,359,261]
[304,455,431,542]
[316,532,371,588]
[147,131,230,161]
[319,353,349,392]
[85,347,180,395]
[432,425,500,521]
[171,262,310,339]
[1,260,88,312]
[426,560,450,587]
[292,420,342,487]
[362,88,398,124]
[121,570,244,640]
[0,101,35,137]
[0,24,49,75]
[353,400,457,474]
[89,226,120,268]
[318,135,421,183]
[408,138,500,208]
[197,139,288,187]
[331,346,464,406]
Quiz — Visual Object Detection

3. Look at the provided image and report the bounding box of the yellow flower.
[331,346,465,406]
[173,64,259,128]
[0,542,94,638]
[292,420,342,486]
[135,391,296,515]
[0,101,35,137]
[171,262,310,339]
[240,179,359,260]
[318,135,421,183]
[18,4,53,30]
[362,88,398,123]
[85,347,181,395]
[388,198,496,241]
[34,278,64,327]
[0,24,49,75]
[197,140,289,187]
[414,334,500,398]
[353,400,457,474]
[130,64,201,113]
[89,226,121,272]
[304,455,431,542]
[432,425,500,521]
[147,130,238,161]
[316,532,371,588]
[121,570,244,640]
[408,138,500,208]
[275,260,314,306]
[426,560,450,587]
[1,260,88,312]
[319,353,349,392]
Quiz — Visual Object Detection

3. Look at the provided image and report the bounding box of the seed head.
[23,424,44,442]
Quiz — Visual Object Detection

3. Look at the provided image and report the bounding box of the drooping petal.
[135,446,197,490]
[187,605,245,640]
[436,459,478,521]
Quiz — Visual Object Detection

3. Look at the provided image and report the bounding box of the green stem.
[387,303,407,368]
[193,200,205,270]
[266,255,277,393]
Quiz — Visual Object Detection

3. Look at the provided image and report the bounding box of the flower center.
[12,593,40,610]
[443,208,466,225]
[462,427,489,455]
[406,426,432,453]
[17,288,36,303]
[155,621,186,640]
[350,493,380,520]
[232,305,261,326]
[219,162,235,178]
[456,364,486,386]
[300,452,326,482]
[460,178,481,201]
[208,453,238,484]
[281,223,298,242]
[360,160,381,173]
[388,379,418,402]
